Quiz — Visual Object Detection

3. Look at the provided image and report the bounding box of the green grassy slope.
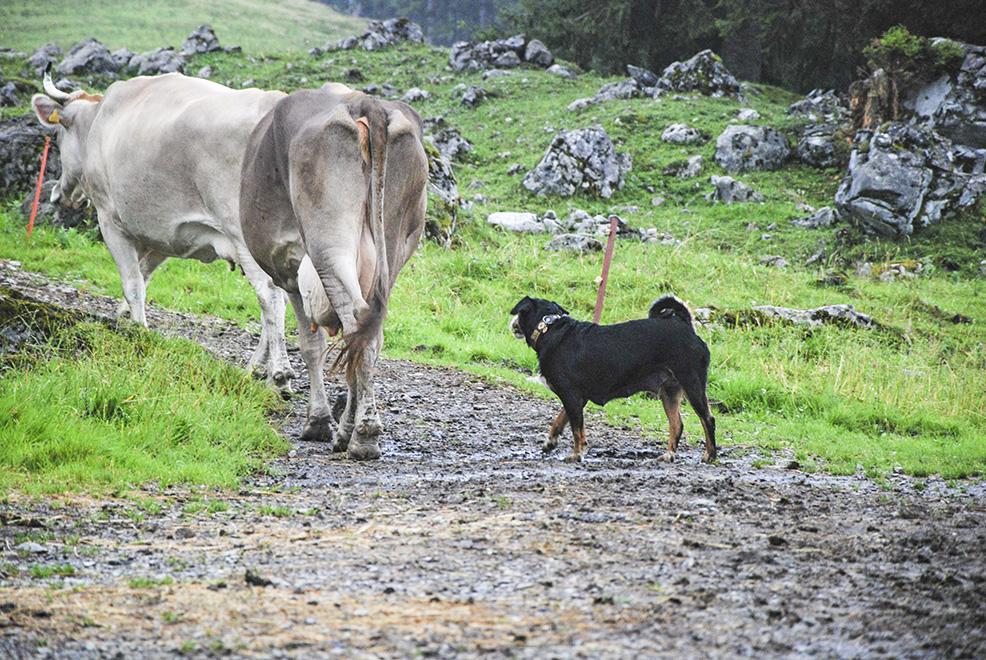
[1,41,984,481]
[0,0,365,53]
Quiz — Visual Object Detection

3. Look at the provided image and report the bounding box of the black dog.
[510,295,716,463]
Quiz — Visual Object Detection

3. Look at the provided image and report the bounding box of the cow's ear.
[31,94,65,128]
[510,296,533,315]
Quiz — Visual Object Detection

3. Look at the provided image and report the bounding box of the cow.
[30,68,296,393]
[240,83,428,460]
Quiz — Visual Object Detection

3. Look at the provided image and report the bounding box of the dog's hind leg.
[682,377,717,463]
[659,385,685,462]
[560,397,587,463]
[544,408,568,453]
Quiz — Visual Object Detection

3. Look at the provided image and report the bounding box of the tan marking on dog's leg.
[699,411,717,463]
[544,408,567,453]
[660,387,684,462]
[564,427,586,463]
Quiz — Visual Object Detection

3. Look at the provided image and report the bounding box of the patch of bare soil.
[1,262,984,658]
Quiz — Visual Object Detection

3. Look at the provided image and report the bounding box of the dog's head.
[509,296,569,345]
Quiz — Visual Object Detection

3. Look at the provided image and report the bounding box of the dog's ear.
[553,302,570,316]
[510,296,533,315]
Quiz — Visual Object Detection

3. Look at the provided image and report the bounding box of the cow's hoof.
[333,422,353,452]
[300,416,333,443]
[562,452,583,463]
[660,451,676,463]
[347,441,381,461]
[269,369,295,400]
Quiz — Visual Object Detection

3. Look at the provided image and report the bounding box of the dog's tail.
[649,295,693,325]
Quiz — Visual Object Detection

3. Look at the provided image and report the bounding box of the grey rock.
[425,149,461,244]
[789,89,847,123]
[493,51,521,68]
[181,25,222,57]
[567,97,595,112]
[546,64,577,79]
[429,127,472,162]
[627,64,659,87]
[129,47,185,75]
[759,255,789,268]
[27,43,62,75]
[110,48,135,70]
[792,207,837,229]
[705,175,765,204]
[402,87,430,103]
[336,36,359,50]
[905,41,986,149]
[524,40,554,67]
[736,108,760,121]
[329,18,423,53]
[15,541,47,554]
[507,163,524,175]
[545,233,602,254]
[56,38,117,76]
[661,123,704,145]
[457,85,488,108]
[196,66,213,79]
[797,124,843,169]
[835,123,986,237]
[0,82,17,107]
[0,115,62,199]
[482,69,512,80]
[487,212,544,233]
[654,49,741,97]
[523,126,631,199]
[20,180,94,229]
[751,304,879,330]
[663,154,703,179]
[714,125,790,172]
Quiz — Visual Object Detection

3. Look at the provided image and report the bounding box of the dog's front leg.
[544,408,568,453]
[561,400,587,463]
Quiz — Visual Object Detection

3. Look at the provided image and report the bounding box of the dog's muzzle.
[509,315,525,339]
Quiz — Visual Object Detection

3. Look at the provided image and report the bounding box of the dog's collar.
[530,314,566,347]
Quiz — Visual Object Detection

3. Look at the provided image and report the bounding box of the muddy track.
[1,262,984,659]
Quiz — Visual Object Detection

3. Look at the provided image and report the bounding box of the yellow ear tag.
[47,110,60,124]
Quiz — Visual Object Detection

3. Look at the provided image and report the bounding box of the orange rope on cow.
[26,136,52,240]
[592,215,620,324]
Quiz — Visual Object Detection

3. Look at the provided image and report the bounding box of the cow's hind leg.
[287,292,334,442]
[344,332,383,461]
[239,250,295,396]
[99,213,149,327]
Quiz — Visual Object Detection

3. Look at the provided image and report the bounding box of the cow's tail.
[649,295,694,326]
[335,101,390,380]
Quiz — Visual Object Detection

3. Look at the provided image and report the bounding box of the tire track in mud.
[1,261,984,658]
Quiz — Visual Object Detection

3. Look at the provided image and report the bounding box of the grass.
[0,42,984,480]
[0,316,288,495]
[0,0,365,53]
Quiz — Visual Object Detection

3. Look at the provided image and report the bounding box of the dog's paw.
[702,450,718,464]
[562,452,584,463]
[542,437,559,454]
[660,451,676,463]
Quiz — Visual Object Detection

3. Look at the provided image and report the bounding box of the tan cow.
[240,83,427,460]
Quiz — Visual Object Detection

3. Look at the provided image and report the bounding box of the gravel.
[0,261,983,657]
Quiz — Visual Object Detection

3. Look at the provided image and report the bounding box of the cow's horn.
[43,63,72,101]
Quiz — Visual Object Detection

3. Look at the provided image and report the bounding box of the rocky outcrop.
[835,123,986,238]
[429,127,472,162]
[797,124,845,169]
[487,212,543,233]
[180,25,223,57]
[26,44,62,75]
[547,64,577,79]
[487,208,677,249]
[654,50,741,97]
[661,123,705,145]
[714,125,790,172]
[455,85,488,108]
[56,39,117,76]
[20,180,93,229]
[402,87,430,103]
[0,115,61,199]
[129,47,185,75]
[663,155,703,179]
[326,18,425,53]
[544,234,602,254]
[789,89,847,123]
[748,304,880,330]
[705,175,764,204]
[449,34,554,72]
[906,41,986,149]
[791,207,838,229]
[522,126,631,199]
[424,142,461,245]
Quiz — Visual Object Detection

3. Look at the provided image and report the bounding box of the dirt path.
[1,262,984,658]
